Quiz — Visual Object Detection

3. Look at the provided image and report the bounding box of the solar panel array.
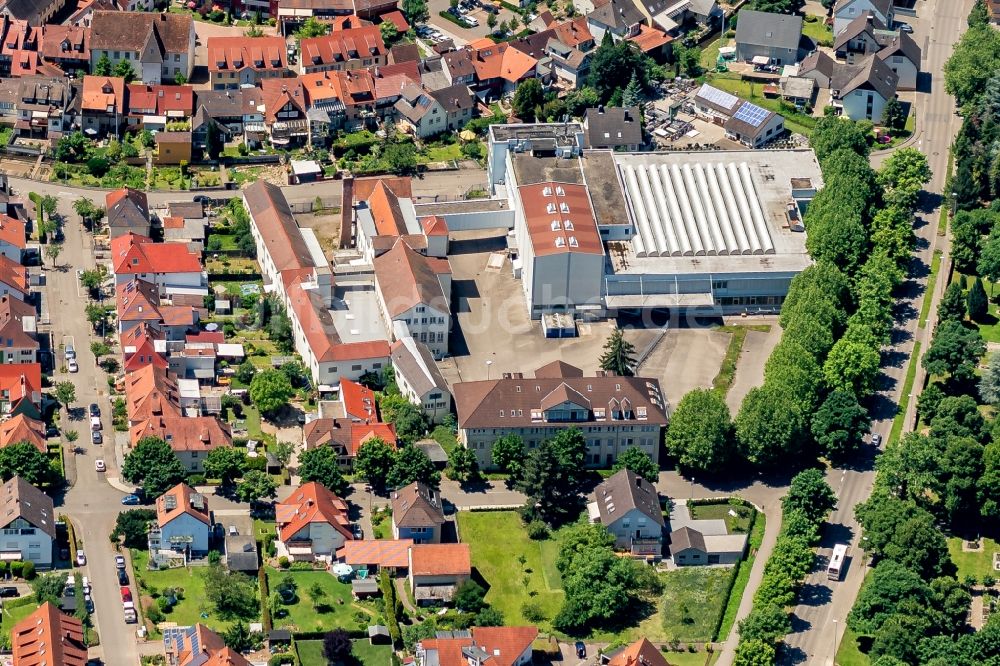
[733,102,770,128]
[697,83,739,110]
[163,626,198,655]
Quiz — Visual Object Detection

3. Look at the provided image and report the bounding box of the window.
[352,364,362,371]
[174,54,180,62]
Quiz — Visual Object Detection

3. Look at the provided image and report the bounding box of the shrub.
[278,556,290,569]
[521,602,545,622]
[10,561,24,577]
[208,550,221,565]
[146,601,164,624]
[525,520,549,540]
[21,561,35,580]
[157,596,172,612]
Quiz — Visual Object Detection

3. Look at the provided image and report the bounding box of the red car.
[120,586,132,603]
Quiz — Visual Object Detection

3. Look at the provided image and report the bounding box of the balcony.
[630,536,663,557]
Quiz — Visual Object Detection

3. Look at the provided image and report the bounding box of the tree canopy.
[121,437,187,498]
[665,389,732,473]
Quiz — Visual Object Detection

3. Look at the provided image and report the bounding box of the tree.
[945,23,1000,108]
[54,381,76,409]
[204,447,248,485]
[235,360,257,385]
[94,53,112,75]
[383,141,418,176]
[453,579,487,612]
[750,0,803,12]
[970,0,990,26]
[882,96,905,131]
[979,233,1000,290]
[736,385,806,467]
[249,369,294,416]
[202,565,259,620]
[734,639,776,666]
[296,16,329,39]
[938,283,967,322]
[923,320,987,380]
[379,394,427,444]
[298,446,349,495]
[622,72,643,107]
[0,442,56,486]
[388,445,440,489]
[401,0,428,25]
[512,79,544,121]
[113,59,135,82]
[73,197,102,226]
[380,20,399,44]
[110,509,157,548]
[354,438,396,491]
[491,434,524,477]
[610,446,658,482]
[811,389,870,461]
[32,573,68,605]
[599,329,636,376]
[323,628,353,664]
[823,338,881,397]
[80,268,106,298]
[810,117,870,162]
[447,445,480,484]
[90,341,111,360]
[981,353,1000,404]
[588,40,650,103]
[665,389,733,473]
[783,469,836,524]
[855,494,952,579]
[121,437,187,498]
[848,560,933,635]
[476,607,504,626]
[272,440,294,467]
[968,277,989,321]
[237,470,278,504]
[222,621,260,652]
[486,11,498,31]
[85,304,112,334]
[518,432,587,525]
[43,242,62,268]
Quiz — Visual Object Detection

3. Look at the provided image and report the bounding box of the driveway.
[725,322,781,414]
[637,328,730,409]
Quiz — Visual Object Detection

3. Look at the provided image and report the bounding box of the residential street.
[774,0,970,663]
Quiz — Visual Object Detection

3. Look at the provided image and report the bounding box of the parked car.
[120,586,132,603]
[575,642,586,658]
[121,494,141,506]
[898,22,913,33]
[117,569,129,586]
[45,426,59,438]
[462,16,479,26]
[871,433,883,447]
[76,550,86,566]
[64,344,75,360]
[193,195,210,204]
[115,555,126,569]
[95,459,106,472]
[68,359,79,373]
[89,403,100,417]
[0,587,18,598]
[92,431,102,445]
[90,416,102,431]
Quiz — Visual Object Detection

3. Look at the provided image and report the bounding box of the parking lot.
[440,230,619,384]
[425,0,521,44]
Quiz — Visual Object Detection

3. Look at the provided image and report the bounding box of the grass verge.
[716,509,766,641]
[917,250,942,329]
[887,340,921,446]
[947,536,1000,581]
[712,325,771,395]
[835,625,870,666]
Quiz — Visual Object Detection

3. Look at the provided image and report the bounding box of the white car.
[76,550,86,566]
[115,555,126,569]
[462,16,479,26]
[95,459,106,472]
[82,577,90,593]
[67,359,79,373]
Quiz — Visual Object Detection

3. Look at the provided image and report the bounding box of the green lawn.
[689,501,755,534]
[917,250,943,329]
[699,37,728,70]
[457,511,566,628]
[431,425,459,455]
[420,142,463,163]
[663,651,719,666]
[0,600,37,645]
[836,625,871,666]
[801,15,832,47]
[948,537,1000,582]
[131,550,257,632]
[297,639,393,666]
[717,511,766,641]
[229,167,265,186]
[266,567,367,633]
[887,340,921,447]
[705,74,817,136]
[659,568,732,643]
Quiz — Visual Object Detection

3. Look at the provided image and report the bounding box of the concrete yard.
[637,328,731,408]
[726,321,782,413]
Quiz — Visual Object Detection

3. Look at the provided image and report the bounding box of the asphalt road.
[776,0,970,663]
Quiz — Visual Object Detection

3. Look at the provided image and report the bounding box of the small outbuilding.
[368,625,392,645]
[290,160,322,185]
[353,578,380,599]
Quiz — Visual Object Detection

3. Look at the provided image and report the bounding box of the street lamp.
[952,191,958,217]
[486,359,493,380]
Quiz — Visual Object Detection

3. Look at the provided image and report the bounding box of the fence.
[288,195,342,213]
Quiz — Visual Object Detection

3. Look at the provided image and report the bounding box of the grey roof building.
[391,481,445,543]
[583,106,643,150]
[590,468,664,557]
[225,535,259,572]
[106,187,151,240]
[734,9,805,66]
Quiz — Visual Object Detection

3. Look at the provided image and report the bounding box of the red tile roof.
[12,602,87,666]
[628,24,672,53]
[372,61,420,101]
[419,627,538,666]
[39,24,90,63]
[208,36,288,73]
[156,482,210,527]
[260,76,307,124]
[381,11,409,33]
[0,214,25,249]
[606,639,669,666]
[340,378,379,421]
[338,538,413,568]
[0,363,40,407]
[276,481,353,543]
[111,232,203,276]
[127,83,194,117]
[124,364,181,423]
[131,415,231,451]
[300,26,385,69]
[82,74,124,113]
[0,413,45,452]
[421,216,448,236]
[409,543,471,576]
[0,254,27,294]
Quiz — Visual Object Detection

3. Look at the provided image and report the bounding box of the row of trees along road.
[830,3,1000,664]
[729,116,930,664]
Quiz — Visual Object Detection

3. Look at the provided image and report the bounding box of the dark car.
[193,195,209,204]
[91,430,103,445]
[89,403,100,417]
[45,426,59,438]
[0,587,18,598]
[575,642,586,658]
[117,569,129,586]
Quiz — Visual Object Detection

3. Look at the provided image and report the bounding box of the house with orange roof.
[373,239,452,359]
[337,538,413,572]
[331,67,377,125]
[302,417,397,469]
[164,623,230,666]
[0,363,41,418]
[38,24,90,75]
[353,177,429,262]
[0,413,45,451]
[124,363,181,426]
[299,26,386,75]
[81,74,125,135]
[259,77,309,147]
[131,415,231,472]
[122,322,168,373]
[0,213,25,261]
[0,294,38,364]
[371,61,420,113]
[149,482,210,558]
[111,232,206,292]
[116,278,200,340]
[627,23,672,57]
[469,42,538,98]
[208,35,290,91]
[604,638,670,666]
[0,253,28,302]
[12,602,87,666]
[416,626,538,666]
[340,378,380,421]
[408,543,471,604]
[275,481,354,561]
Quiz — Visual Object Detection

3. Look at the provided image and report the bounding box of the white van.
[90,416,102,431]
